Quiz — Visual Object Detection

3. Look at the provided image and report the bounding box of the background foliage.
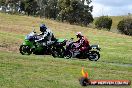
[95,16,112,31]
[117,18,132,35]
[0,0,94,26]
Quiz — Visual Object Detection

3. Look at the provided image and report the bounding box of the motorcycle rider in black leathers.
[35,24,55,46]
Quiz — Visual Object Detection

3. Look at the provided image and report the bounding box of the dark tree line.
[57,0,93,26]
[0,0,94,26]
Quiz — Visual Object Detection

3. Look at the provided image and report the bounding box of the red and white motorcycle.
[64,38,101,61]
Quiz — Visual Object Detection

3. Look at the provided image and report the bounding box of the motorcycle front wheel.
[19,45,32,55]
[52,47,65,58]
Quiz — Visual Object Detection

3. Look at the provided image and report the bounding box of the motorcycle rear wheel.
[88,51,100,61]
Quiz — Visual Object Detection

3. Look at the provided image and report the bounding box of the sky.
[91,0,132,17]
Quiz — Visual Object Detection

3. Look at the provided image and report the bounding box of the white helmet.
[76,32,83,36]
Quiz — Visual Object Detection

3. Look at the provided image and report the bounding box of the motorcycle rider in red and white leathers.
[75,32,90,52]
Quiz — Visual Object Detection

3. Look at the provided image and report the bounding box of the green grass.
[0,52,131,88]
[0,13,132,88]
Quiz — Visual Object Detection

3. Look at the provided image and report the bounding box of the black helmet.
[40,24,47,32]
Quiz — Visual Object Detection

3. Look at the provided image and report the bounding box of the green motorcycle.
[19,29,66,56]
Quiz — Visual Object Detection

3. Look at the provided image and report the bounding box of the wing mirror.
[32,27,36,33]
[71,38,74,40]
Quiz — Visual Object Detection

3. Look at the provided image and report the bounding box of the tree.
[37,0,59,19]
[0,0,6,5]
[57,0,71,21]
[95,16,112,31]
[117,18,132,36]
[36,0,47,17]
[19,1,25,12]
[45,0,59,19]
[57,0,93,26]
[24,0,39,16]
